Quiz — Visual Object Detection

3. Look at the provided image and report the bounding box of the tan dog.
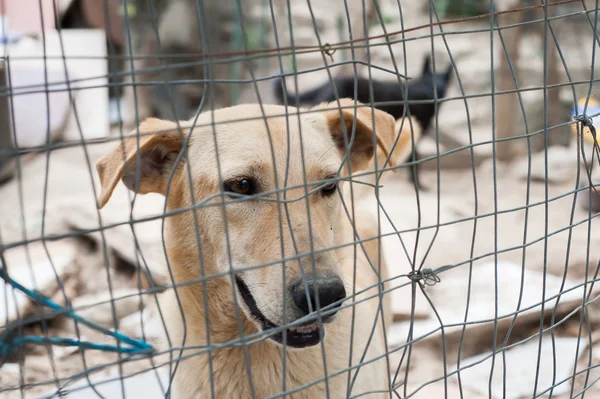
[96,99,401,398]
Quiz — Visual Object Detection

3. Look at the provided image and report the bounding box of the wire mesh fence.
[1,0,600,398]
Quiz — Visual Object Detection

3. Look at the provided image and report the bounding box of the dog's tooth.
[290,322,318,334]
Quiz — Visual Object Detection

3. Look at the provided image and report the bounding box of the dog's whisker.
[317,144,337,162]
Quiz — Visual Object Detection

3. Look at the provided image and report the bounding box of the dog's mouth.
[235,276,324,348]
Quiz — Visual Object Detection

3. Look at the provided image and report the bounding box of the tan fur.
[371,115,422,175]
[96,100,409,398]
[348,115,422,197]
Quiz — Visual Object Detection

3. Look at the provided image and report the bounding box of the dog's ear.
[315,99,396,172]
[422,55,432,74]
[389,116,422,166]
[96,118,186,208]
[444,64,453,83]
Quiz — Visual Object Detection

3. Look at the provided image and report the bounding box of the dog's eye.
[224,178,256,196]
[320,182,338,197]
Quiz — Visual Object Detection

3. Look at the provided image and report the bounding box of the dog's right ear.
[315,99,396,173]
[95,118,186,209]
[444,63,453,83]
[422,55,431,74]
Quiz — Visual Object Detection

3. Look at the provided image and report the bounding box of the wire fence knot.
[574,114,595,130]
[321,43,336,62]
[407,268,441,287]
[575,113,597,135]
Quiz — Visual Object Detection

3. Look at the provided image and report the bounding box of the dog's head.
[420,55,453,100]
[96,99,394,348]
[406,55,454,132]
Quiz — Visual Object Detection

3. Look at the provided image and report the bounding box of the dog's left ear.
[95,118,186,208]
[316,99,396,172]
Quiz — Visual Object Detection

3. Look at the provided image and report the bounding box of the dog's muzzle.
[235,274,346,348]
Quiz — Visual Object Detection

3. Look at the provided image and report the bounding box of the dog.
[273,56,452,190]
[96,99,411,398]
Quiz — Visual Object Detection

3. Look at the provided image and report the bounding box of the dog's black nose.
[291,275,346,317]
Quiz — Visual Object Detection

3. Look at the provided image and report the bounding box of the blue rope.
[0,266,153,357]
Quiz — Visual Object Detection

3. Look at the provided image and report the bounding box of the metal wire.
[1,0,600,398]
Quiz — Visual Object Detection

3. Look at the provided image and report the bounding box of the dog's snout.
[291,275,346,317]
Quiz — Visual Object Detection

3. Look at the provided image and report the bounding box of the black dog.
[273,56,453,190]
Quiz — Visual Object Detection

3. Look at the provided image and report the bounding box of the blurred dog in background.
[273,55,453,190]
